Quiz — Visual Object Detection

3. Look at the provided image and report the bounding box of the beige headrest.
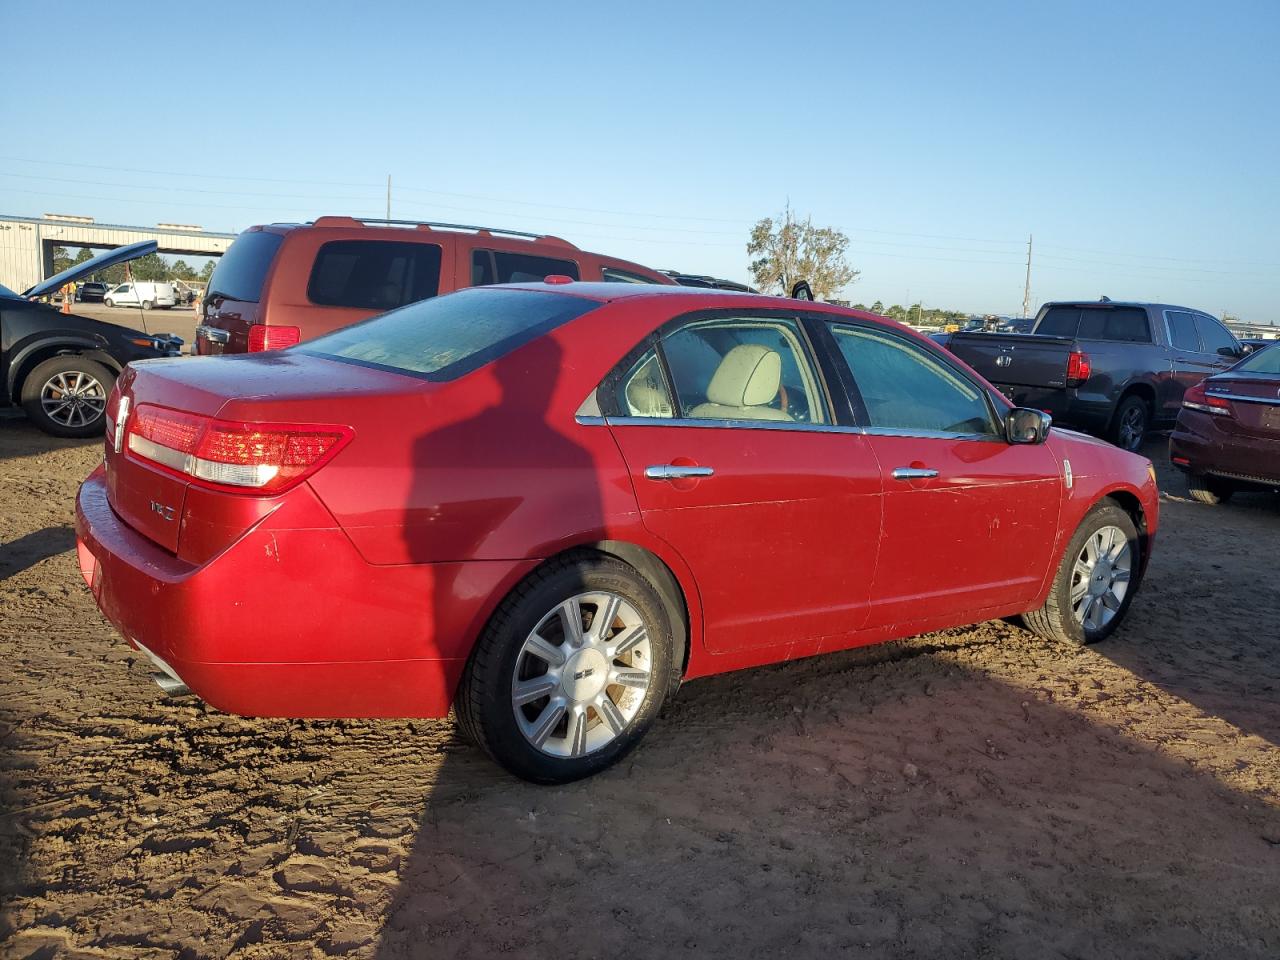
[705,344,782,407]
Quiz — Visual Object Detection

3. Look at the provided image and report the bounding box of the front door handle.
[645,464,715,481]
[891,466,939,481]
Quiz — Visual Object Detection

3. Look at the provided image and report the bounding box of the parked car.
[104,281,177,310]
[946,300,1246,451]
[1170,340,1280,503]
[77,281,108,303]
[2,242,183,437]
[76,282,1158,782]
[660,270,757,292]
[194,217,674,355]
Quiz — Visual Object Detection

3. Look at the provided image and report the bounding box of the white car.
[103,281,177,310]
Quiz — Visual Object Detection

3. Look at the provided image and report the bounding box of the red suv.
[195,217,672,355]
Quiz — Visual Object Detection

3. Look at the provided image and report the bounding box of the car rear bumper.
[74,466,535,718]
[1169,415,1280,486]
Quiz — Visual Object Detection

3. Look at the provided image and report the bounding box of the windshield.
[300,287,599,381]
[1237,342,1280,374]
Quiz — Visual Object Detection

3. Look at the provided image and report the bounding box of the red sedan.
[75,283,1159,782]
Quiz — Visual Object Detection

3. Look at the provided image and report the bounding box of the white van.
[103,281,177,309]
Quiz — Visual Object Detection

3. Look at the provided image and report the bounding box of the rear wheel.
[141,299,154,311]
[1108,395,1149,452]
[1023,502,1142,646]
[20,355,115,438]
[1187,473,1234,505]
[457,554,675,783]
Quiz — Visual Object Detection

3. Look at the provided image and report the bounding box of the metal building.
[0,214,236,292]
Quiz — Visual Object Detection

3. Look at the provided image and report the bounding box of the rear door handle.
[645,464,714,481]
[891,466,939,481]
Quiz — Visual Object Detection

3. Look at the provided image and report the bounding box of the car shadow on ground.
[0,527,76,582]
[368,633,1280,959]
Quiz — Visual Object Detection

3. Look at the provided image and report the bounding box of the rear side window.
[1035,306,1080,337]
[207,230,285,302]
[308,240,442,310]
[1077,307,1150,342]
[1194,314,1238,356]
[1166,311,1200,351]
[301,288,597,381]
[472,250,579,285]
[601,266,658,284]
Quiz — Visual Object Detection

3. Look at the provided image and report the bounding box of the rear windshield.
[300,287,599,381]
[1035,305,1150,342]
[1237,342,1280,374]
[207,230,284,302]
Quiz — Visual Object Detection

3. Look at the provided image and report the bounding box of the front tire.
[1186,473,1234,505]
[20,356,115,438]
[1022,502,1142,646]
[103,298,114,308]
[1108,395,1149,452]
[457,554,675,783]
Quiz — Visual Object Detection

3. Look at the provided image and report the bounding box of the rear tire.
[1187,473,1234,505]
[1022,502,1142,646]
[20,355,115,438]
[457,553,675,784]
[1108,394,1149,452]
[141,300,154,311]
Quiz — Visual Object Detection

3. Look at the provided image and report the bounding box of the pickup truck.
[944,300,1246,451]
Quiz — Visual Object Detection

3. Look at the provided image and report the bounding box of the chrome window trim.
[576,413,1000,442]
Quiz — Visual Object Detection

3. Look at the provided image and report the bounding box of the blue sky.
[2,0,1277,320]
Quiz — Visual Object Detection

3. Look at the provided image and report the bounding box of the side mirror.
[1219,345,1244,358]
[790,280,814,301]
[1006,407,1051,445]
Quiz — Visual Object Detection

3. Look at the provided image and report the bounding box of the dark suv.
[2,242,182,437]
[196,217,673,355]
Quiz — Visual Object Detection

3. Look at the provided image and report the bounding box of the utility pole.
[386,175,392,220]
[1021,234,1033,319]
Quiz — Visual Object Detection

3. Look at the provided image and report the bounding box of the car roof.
[1044,300,1206,314]
[493,280,878,318]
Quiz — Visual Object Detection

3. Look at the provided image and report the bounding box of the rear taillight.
[247,324,301,352]
[1066,351,1092,386]
[126,404,351,494]
[1182,382,1232,417]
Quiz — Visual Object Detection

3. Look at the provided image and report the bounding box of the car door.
[1164,310,1219,405]
[822,320,1062,627]
[602,312,882,657]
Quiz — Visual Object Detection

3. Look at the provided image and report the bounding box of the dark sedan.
[77,282,109,303]
[1170,342,1280,503]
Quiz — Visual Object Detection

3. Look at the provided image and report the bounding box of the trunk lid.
[1205,372,1280,438]
[105,352,426,559]
[947,332,1076,392]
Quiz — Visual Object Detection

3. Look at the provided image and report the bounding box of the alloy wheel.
[1070,524,1132,633]
[511,591,652,758]
[1118,405,1145,450]
[40,371,107,428]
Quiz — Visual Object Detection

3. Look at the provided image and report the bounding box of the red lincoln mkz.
[76,283,1159,782]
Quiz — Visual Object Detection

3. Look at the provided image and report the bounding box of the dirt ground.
[1,418,1278,959]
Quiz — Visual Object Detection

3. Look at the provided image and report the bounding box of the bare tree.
[747,205,859,299]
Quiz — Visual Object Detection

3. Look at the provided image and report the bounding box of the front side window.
[832,324,998,436]
[1166,311,1200,352]
[301,288,596,381]
[659,317,827,424]
[472,250,580,286]
[1194,314,1238,356]
[308,240,442,310]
